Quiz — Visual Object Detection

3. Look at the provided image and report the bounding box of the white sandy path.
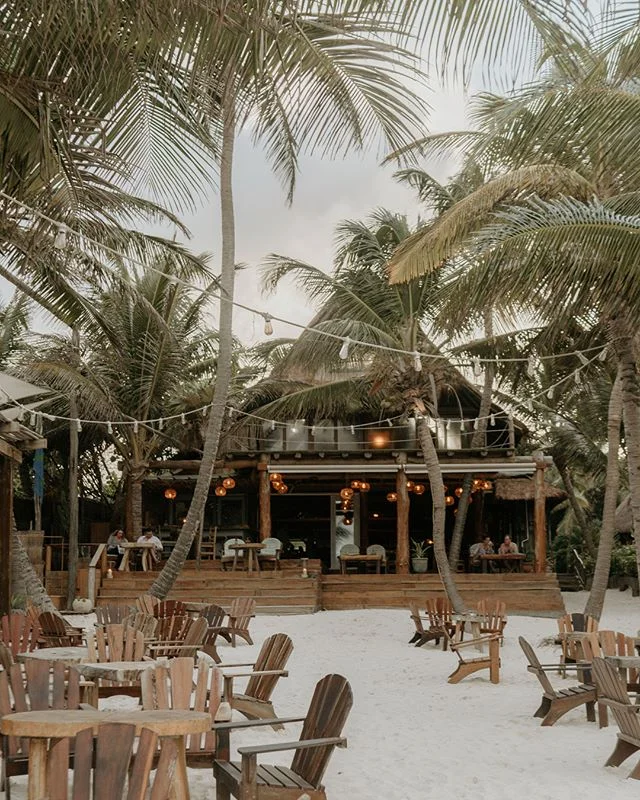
[5,590,640,800]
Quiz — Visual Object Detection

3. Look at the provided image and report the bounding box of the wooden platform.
[321,573,565,615]
[92,563,564,617]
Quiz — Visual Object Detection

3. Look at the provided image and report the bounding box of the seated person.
[469,536,494,572]
[498,535,518,555]
[137,528,164,566]
[106,529,127,568]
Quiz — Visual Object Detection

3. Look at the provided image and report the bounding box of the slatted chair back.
[0,613,40,658]
[124,611,158,641]
[598,630,638,686]
[592,657,640,741]
[0,641,13,670]
[557,613,598,636]
[245,633,293,702]
[228,597,256,633]
[290,674,353,788]
[152,600,189,619]
[150,616,208,658]
[579,631,602,662]
[200,604,226,629]
[87,624,146,663]
[155,614,191,643]
[70,723,159,800]
[135,594,159,615]
[409,603,426,640]
[476,599,507,634]
[95,604,130,627]
[339,543,359,557]
[518,636,556,695]
[141,657,220,764]
[425,597,454,627]
[0,659,81,764]
[37,611,83,647]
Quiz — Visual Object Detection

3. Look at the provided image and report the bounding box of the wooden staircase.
[321,573,565,615]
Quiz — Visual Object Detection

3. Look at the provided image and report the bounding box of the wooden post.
[396,467,410,574]
[67,328,80,608]
[0,456,13,615]
[258,457,271,541]
[534,454,547,573]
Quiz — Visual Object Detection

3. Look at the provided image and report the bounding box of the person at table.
[106,529,127,568]
[469,536,494,573]
[498,535,519,555]
[137,528,164,564]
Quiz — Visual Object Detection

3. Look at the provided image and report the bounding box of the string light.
[107,422,113,434]
[598,347,608,362]
[133,421,139,433]
[75,419,82,432]
[577,351,590,366]
[526,355,536,377]
[339,337,351,360]
[413,351,422,372]
[263,314,273,336]
[472,357,481,377]
[386,418,393,427]
[53,226,67,249]
[158,418,164,430]
[181,413,186,424]
[490,415,495,426]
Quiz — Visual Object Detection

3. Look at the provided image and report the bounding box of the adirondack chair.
[146,615,208,659]
[37,611,84,647]
[213,673,352,800]
[222,633,293,728]
[0,642,13,670]
[0,659,83,798]
[49,723,160,800]
[408,603,428,645]
[0,612,41,660]
[443,622,500,684]
[257,537,282,571]
[152,599,189,618]
[518,636,596,725]
[210,598,256,648]
[222,538,245,571]
[557,612,598,671]
[476,599,507,640]
[141,656,222,768]
[199,604,228,663]
[123,611,159,641]
[415,597,457,650]
[366,544,387,572]
[592,656,640,779]
[95,603,130,627]
[135,593,160,615]
[83,623,147,703]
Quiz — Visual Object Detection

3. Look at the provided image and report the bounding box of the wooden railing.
[87,544,107,608]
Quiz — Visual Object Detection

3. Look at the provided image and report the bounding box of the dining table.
[0,708,210,800]
[339,553,382,574]
[16,646,89,665]
[119,541,157,571]
[229,541,264,573]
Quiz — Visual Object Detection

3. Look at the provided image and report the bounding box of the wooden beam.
[20,438,47,451]
[396,468,410,574]
[258,458,272,541]
[0,421,20,434]
[0,456,13,615]
[0,437,21,463]
[534,455,547,573]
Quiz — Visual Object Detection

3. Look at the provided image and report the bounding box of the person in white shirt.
[137,528,163,565]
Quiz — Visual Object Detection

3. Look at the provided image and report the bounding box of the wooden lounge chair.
[556,612,598,671]
[146,615,208,659]
[141,656,222,768]
[213,673,352,800]
[37,611,84,647]
[94,603,131,628]
[210,597,256,648]
[443,622,500,684]
[123,610,159,641]
[258,537,282,571]
[0,659,84,798]
[518,636,596,725]
[476,599,507,640]
[152,599,189,618]
[408,603,428,645]
[135,593,160,615]
[222,633,293,729]
[415,597,457,650]
[84,623,147,703]
[591,656,640,779]
[199,603,228,663]
[0,612,41,661]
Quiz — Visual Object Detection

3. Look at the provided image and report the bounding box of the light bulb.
[339,337,351,360]
[181,413,186,424]
[53,226,67,249]
[546,388,554,400]
[133,421,139,433]
[526,355,536,377]
[598,347,608,362]
[526,399,533,412]
[472,357,481,377]
[413,351,422,372]
[107,422,113,434]
[490,415,495,426]
[263,314,273,336]
[75,419,82,432]
[158,418,164,430]
[577,351,589,366]
[386,418,393,427]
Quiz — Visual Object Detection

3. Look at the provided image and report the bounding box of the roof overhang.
[267,459,544,477]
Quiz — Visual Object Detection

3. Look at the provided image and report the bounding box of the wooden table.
[229,541,264,573]
[339,553,382,574]
[119,541,157,571]
[72,659,162,683]
[1,709,210,800]
[605,655,640,670]
[454,613,483,651]
[479,553,525,572]
[17,646,89,664]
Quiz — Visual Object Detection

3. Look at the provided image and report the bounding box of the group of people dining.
[106,527,164,569]
[469,535,519,572]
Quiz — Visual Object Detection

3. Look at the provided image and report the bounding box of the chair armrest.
[213,716,306,732]
[599,698,640,711]
[452,636,499,650]
[218,662,255,668]
[222,670,288,679]
[238,736,347,756]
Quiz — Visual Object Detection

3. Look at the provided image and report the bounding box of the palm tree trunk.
[416,415,466,613]
[584,370,622,619]
[127,472,144,540]
[611,318,640,581]
[557,462,597,558]
[11,526,56,612]
[67,349,79,609]
[149,90,237,599]
[448,310,495,567]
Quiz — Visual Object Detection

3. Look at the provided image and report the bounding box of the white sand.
[5,590,640,799]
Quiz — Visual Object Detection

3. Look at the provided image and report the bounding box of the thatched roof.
[615,495,632,534]
[494,477,565,501]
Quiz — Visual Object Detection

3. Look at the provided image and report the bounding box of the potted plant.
[411,539,431,573]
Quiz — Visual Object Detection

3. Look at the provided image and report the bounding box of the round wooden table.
[72,659,162,682]
[17,646,88,664]
[229,541,264,573]
[1,709,210,800]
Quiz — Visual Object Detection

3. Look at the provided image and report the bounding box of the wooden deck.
[91,562,564,616]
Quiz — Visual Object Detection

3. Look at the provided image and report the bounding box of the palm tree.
[237,209,467,609]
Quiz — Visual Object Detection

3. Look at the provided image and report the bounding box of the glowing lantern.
[222,477,236,489]
[454,487,463,497]
[343,517,353,525]
[360,482,371,492]
[277,484,289,494]
[215,485,227,497]
[386,492,398,502]
[413,484,425,495]
[351,480,362,490]
[406,481,415,492]
[270,472,282,483]
[340,487,354,500]
[483,480,493,491]
[164,488,177,500]
[445,495,455,506]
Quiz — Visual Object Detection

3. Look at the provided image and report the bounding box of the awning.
[267,460,540,476]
